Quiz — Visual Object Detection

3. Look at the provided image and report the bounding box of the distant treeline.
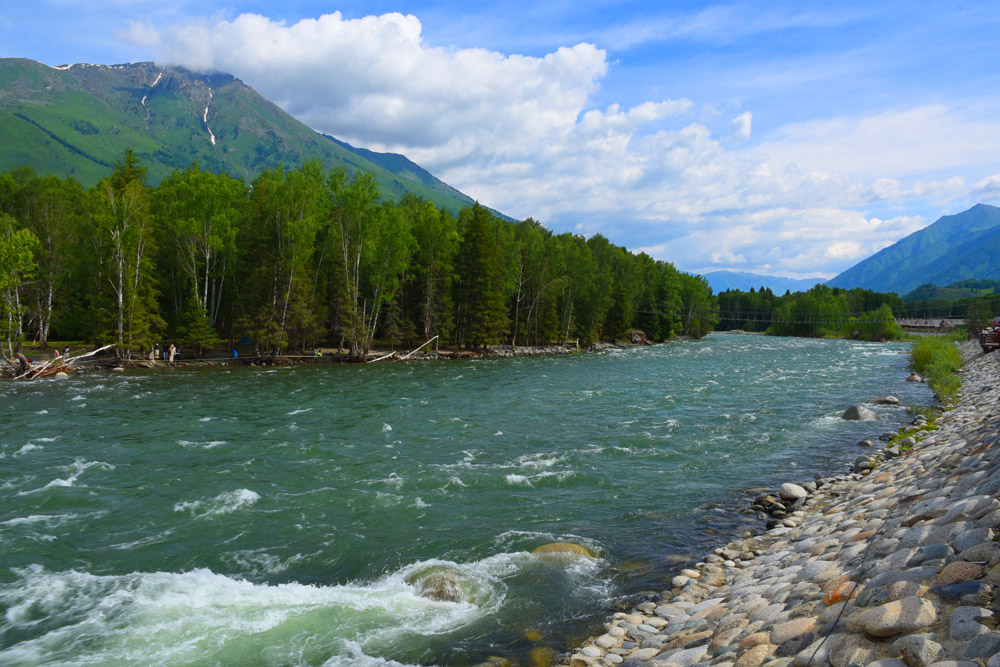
[716,284,906,340]
[902,279,1000,324]
[0,153,716,360]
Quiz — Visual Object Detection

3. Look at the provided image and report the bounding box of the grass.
[910,335,963,404]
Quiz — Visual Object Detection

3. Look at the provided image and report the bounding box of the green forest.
[715,284,906,340]
[0,152,717,360]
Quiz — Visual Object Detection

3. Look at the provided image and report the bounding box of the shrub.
[910,336,963,404]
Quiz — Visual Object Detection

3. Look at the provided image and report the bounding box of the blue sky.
[3,1,1000,279]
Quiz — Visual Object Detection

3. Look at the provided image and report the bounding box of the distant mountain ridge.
[0,58,481,214]
[703,270,826,295]
[828,204,1000,295]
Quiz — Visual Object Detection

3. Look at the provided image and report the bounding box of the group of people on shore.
[147,343,178,364]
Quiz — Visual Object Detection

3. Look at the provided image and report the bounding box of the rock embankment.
[564,342,1000,667]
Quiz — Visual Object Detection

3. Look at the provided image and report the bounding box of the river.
[0,333,933,666]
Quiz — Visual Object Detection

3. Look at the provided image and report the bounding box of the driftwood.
[399,336,439,361]
[368,336,441,363]
[367,350,398,363]
[14,344,114,380]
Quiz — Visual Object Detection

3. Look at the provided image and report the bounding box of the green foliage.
[455,204,512,347]
[0,156,718,355]
[0,214,40,350]
[718,283,904,340]
[910,336,963,403]
[174,298,219,355]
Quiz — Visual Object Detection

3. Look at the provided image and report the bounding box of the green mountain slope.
[0,58,480,214]
[828,203,1000,294]
[902,279,999,302]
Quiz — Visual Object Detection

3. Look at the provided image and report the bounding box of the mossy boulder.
[531,542,596,558]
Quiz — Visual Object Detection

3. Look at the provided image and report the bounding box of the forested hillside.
[0,154,715,360]
[0,58,483,215]
[828,203,1000,294]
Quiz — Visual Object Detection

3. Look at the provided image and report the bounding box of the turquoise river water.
[0,333,933,666]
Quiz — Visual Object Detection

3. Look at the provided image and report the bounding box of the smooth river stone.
[893,634,942,667]
[779,483,808,501]
[856,596,937,637]
[830,633,878,667]
[950,606,992,641]
[735,643,774,667]
[936,561,985,586]
[770,617,817,645]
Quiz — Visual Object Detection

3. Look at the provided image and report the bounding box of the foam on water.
[14,443,43,457]
[222,549,312,577]
[16,459,114,496]
[173,489,260,518]
[176,439,227,449]
[0,560,496,666]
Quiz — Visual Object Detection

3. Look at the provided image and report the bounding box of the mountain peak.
[0,57,480,214]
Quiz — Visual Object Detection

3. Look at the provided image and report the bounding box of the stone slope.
[564,342,1000,667]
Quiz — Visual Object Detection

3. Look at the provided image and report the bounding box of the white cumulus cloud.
[127,10,1000,279]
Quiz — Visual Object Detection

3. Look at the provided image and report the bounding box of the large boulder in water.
[532,542,596,559]
[416,570,465,602]
[404,564,488,605]
[843,405,878,421]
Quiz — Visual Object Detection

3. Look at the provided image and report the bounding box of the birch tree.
[85,151,162,359]
[155,163,244,327]
[330,171,412,356]
[0,214,39,356]
[247,160,326,355]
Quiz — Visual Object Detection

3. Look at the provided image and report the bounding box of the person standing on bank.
[168,343,176,364]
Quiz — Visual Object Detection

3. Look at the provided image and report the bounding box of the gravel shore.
[562,340,1000,667]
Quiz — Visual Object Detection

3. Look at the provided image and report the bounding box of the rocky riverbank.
[561,341,1000,667]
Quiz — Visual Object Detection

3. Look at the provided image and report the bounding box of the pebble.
[559,341,1000,667]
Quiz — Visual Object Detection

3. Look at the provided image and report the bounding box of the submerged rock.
[872,395,901,405]
[532,542,597,559]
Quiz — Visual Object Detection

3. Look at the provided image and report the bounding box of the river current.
[0,334,933,666]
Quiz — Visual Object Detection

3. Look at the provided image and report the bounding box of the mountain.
[0,58,479,214]
[827,204,1000,295]
[703,270,826,295]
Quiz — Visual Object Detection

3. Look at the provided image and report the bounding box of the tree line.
[715,284,906,340]
[0,153,717,360]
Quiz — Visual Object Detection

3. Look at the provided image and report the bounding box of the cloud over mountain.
[123,8,1000,279]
